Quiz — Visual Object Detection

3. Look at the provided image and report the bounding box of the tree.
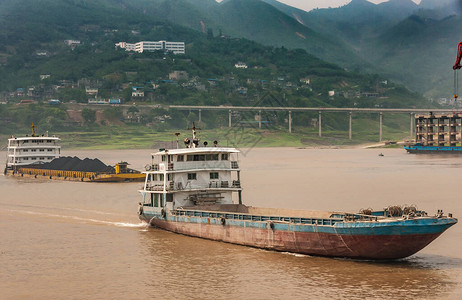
[128,106,139,115]
[103,107,123,120]
[81,108,96,123]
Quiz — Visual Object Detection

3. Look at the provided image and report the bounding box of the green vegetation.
[81,108,96,123]
[0,103,413,150]
[0,0,439,150]
[0,0,432,109]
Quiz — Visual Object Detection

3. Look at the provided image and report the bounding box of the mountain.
[260,0,461,98]
[419,0,458,9]
[372,14,462,98]
[136,0,365,70]
[2,0,424,113]
[0,0,458,101]
[280,0,418,48]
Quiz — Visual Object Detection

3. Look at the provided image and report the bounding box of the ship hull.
[140,210,456,260]
[404,145,462,154]
[5,168,145,182]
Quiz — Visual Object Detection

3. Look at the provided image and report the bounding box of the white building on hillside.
[116,41,185,54]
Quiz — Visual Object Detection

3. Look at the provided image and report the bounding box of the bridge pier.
[379,112,383,142]
[318,111,322,137]
[228,110,232,128]
[259,110,262,129]
[289,111,292,133]
[410,113,413,138]
[349,112,352,140]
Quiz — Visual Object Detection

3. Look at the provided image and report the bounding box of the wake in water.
[3,208,147,229]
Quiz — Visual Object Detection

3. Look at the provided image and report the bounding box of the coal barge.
[138,124,457,260]
[4,124,145,182]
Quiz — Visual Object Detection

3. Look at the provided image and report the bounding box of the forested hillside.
[0,0,425,108]
[0,0,434,147]
[262,0,462,98]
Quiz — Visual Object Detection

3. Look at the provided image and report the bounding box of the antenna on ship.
[174,132,180,149]
[31,123,36,137]
[187,122,201,148]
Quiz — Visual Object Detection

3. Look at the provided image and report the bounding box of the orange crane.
[452,41,462,99]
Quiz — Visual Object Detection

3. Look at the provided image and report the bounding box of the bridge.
[169,105,457,142]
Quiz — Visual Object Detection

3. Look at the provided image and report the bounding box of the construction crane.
[452,41,462,99]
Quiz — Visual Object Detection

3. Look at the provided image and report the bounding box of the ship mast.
[187,122,201,148]
[31,123,36,137]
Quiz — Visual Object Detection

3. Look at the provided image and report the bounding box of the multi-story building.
[115,41,185,54]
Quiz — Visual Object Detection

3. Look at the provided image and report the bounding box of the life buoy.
[161,209,166,218]
[220,217,226,225]
[145,164,151,171]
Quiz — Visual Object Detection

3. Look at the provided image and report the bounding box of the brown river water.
[1,147,462,299]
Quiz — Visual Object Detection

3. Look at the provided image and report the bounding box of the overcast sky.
[277,0,422,12]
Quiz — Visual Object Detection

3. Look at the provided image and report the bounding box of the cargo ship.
[4,124,145,182]
[138,124,457,260]
[405,113,462,154]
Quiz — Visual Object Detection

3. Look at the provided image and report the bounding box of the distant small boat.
[379,153,384,156]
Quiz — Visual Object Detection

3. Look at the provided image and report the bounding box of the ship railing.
[172,161,238,171]
[16,167,97,179]
[174,181,241,190]
[342,213,384,222]
[145,164,159,171]
[172,209,344,226]
[145,184,165,191]
[145,181,242,191]
[147,162,240,171]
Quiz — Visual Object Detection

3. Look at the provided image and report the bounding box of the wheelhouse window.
[205,154,219,161]
[210,172,219,179]
[221,154,228,160]
[186,154,218,161]
[177,155,184,162]
[154,193,159,207]
[188,173,197,180]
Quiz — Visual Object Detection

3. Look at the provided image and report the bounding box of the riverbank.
[0,124,411,150]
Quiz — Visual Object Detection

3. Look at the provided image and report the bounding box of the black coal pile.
[38,156,114,172]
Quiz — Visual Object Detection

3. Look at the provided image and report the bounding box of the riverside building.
[115,41,185,54]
